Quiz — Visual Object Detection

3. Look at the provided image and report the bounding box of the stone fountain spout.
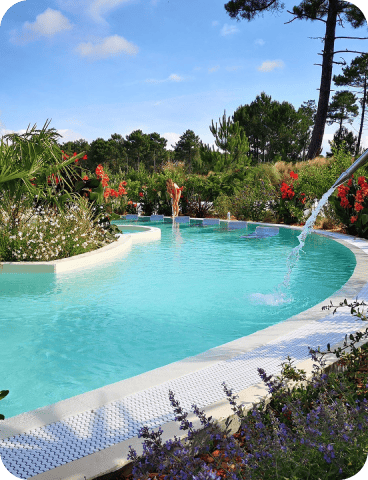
[332,148,368,189]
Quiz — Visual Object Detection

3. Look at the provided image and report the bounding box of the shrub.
[330,175,368,238]
[212,194,232,219]
[126,300,368,480]
[231,180,276,221]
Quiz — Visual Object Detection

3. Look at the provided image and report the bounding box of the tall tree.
[333,53,368,155]
[224,0,367,159]
[148,133,167,171]
[298,100,317,160]
[173,130,201,170]
[124,130,150,170]
[210,110,250,167]
[233,92,314,162]
[328,125,358,155]
[59,138,90,157]
[326,90,359,143]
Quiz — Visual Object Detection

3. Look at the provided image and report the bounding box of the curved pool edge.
[0,225,161,274]
[1,225,368,480]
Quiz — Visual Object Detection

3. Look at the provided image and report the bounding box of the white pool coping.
[1,221,368,479]
[0,225,161,274]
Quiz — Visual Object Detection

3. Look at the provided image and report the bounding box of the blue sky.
[0,0,367,154]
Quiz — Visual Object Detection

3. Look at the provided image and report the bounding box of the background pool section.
[0,222,356,418]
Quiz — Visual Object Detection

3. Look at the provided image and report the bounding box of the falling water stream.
[252,186,337,305]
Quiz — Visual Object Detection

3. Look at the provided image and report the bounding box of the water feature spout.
[332,148,368,189]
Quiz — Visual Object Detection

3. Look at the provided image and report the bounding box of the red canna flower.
[290,171,298,180]
[340,197,351,209]
[83,175,89,181]
[82,154,88,160]
[358,176,366,187]
[139,192,144,197]
[355,202,363,212]
[351,215,358,223]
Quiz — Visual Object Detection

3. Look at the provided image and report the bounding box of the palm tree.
[0,120,85,229]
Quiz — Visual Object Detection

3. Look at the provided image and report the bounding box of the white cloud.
[220,24,239,36]
[208,65,219,73]
[88,0,131,24]
[145,73,184,84]
[10,8,73,44]
[75,35,139,59]
[257,60,285,72]
[254,38,265,46]
[168,74,182,82]
[57,129,86,142]
[212,20,219,27]
[163,132,181,150]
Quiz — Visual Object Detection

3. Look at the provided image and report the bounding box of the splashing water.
[251,186,336,306]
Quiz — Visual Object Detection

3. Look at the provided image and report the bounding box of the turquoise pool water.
[0,222,356,418]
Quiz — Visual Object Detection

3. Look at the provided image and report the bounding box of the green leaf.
[0,390,9,401]
[361,214,368,225]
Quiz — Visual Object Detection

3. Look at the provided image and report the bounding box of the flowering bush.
[330,175,368,238]
[126,301,368,480]
[0,198,115,262]
[274,171,308,224]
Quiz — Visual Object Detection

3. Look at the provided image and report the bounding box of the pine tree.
[224,0,367,159]
[326,90,359,143]
[333,53,368,155]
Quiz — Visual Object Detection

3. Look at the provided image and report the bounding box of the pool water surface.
[0,222,356,417]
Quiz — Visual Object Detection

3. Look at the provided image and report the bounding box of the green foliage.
[327,90,359,141]
[209,110,250,169]
[212,194,232,218]
[273,171,309,224]
[173,129,201,170]
[233,93,315,163]
[231,179,277,221]
[330,173,368,238]
[0,390,9,420]
[333,53,368,155]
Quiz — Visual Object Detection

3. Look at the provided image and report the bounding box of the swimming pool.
[0,221,356,418]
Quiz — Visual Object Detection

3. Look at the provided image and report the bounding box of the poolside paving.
[0,228,367,479]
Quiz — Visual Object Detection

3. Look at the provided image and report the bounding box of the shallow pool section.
[0,222,356,417]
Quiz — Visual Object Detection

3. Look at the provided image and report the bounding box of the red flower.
[83,175,89,181]
[337,185,350,199]
[358,176,366,187]
[347,178,353,187]
[121,181,127,186]
[351,215,358,223]
[82,154,88,160]
[128,200,133,205]
[340,197,351,209]
[139,192,144,197]
[290,171,298,180]
[355,202,363,212]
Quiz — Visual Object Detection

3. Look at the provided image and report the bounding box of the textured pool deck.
[1,224,368,479]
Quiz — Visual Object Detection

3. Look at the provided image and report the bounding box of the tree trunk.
[307,0,338,160]
[356,74,367,155]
